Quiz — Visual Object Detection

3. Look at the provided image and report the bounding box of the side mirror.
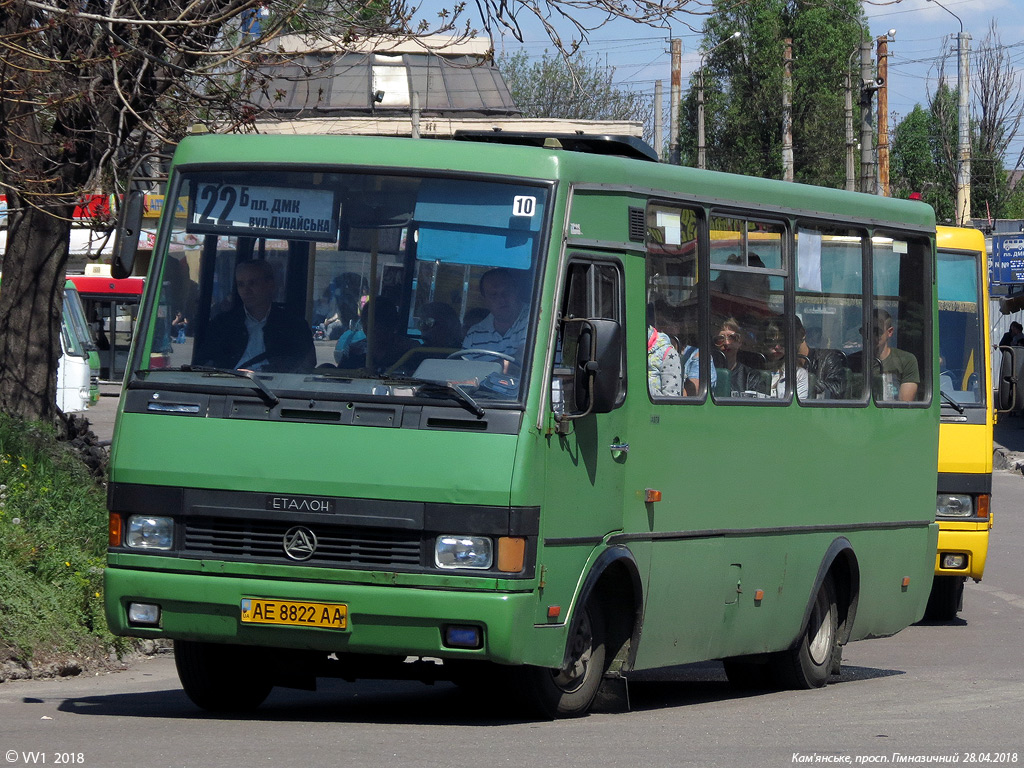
[997,345,1020,413]
[559,318,622,424]
[111,190,146,279]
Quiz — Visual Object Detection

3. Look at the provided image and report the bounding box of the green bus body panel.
[111,411,518,506]
[106,134,940,680]
[169,134,935,233]
[104,565,561,664]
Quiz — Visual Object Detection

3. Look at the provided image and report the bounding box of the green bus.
[104,132,939,717]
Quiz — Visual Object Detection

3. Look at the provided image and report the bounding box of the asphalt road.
[84,384,120,445]
[1,468,1022,768]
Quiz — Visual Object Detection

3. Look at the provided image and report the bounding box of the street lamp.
[697,31,741,170]
[927,0,971,225]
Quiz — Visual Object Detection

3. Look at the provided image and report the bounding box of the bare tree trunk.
[0,196,72,424]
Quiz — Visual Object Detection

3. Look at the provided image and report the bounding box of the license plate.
[240,598,347,630]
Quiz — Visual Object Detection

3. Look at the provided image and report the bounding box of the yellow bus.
[930,226,993,620]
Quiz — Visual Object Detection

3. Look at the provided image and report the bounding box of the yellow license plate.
[240,598,348,630]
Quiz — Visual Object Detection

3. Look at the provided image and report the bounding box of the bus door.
[68,273,148,381]
[543,255,634,620]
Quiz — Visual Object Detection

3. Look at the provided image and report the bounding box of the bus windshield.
[132,169,550,409]
[937,248,985,407]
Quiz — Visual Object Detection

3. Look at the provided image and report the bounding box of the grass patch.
[0,415,130,672]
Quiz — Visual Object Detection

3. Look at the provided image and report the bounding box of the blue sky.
[418,0,1024,168]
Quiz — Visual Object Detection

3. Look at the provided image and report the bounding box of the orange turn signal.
[902,576,911,588]
[108,513,123,547]
[497,537,525,573]
[977,494,990,520]
[644,488,662,503]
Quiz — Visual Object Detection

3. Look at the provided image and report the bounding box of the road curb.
[993,445,1024,473]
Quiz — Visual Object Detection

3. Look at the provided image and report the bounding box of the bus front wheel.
[770,575,838,689]
[924,575,965,621]
[174,640,273,712]
[519,601,607,718]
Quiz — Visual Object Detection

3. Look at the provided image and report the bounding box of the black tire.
[770,575,839,690]
[517,601,607,718]
[174,640,273,712]
[924,575,965,621]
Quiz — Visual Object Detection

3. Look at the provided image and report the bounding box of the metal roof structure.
[251,34,519,118]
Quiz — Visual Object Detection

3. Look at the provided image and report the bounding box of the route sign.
[991,233,1024,285]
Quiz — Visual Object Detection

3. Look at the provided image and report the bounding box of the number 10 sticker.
[512,196,537,217]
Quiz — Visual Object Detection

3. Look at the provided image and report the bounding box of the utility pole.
[782,38,793,182]
[859,41,876,194]
[654,80,664,161]
[670,39,681,165]
[411,92,420,139]
[697,31,741,170]
[876,32,894,196]
[928,0,971,224]
[844,49,857,192]
[957,30,972,224]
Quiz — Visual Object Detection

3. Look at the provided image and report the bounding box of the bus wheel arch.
[773,539,860,689]
[574,545,644,677]
[519,546,642,718]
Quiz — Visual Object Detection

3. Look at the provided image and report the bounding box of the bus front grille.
[182,516,422,568]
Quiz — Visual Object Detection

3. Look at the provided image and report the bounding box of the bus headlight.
[435,535,493,570]
[125,515,174,550]
[936,494,973,518]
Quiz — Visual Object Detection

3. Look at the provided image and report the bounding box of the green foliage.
[891,104,954,220]
[682,0,864,185]
[496,50,654,141]
[0,416,123,666]
[890,20,1023,220]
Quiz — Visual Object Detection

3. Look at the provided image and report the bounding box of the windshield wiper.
[940,389,965,414]
[417,381,485,418]
[378,375,485,418]
[165,365,281,407]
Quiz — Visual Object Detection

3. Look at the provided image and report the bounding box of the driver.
[198,259,316,372]
[462,268,529,363]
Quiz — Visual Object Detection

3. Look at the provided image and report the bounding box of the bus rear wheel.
[770,575,838,689]
[174,640,273,712]
[924,575,965,621]
[519,602,607,718]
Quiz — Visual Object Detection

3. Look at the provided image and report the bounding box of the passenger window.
[867,235,930,404]
[794,225,866,402]
[708,216,787,400]
[646,204,702,399]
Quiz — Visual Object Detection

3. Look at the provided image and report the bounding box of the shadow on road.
[995,412,1024,454]
[50,659,905,724]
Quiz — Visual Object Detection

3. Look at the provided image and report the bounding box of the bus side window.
[708,215,786,401]
[795,225,866,402]
[870,235,930,404]
[646,204,702,400]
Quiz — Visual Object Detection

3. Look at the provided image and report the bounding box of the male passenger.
[462,268,529,363]
[198,259,316,372]
[868,308,920,402]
